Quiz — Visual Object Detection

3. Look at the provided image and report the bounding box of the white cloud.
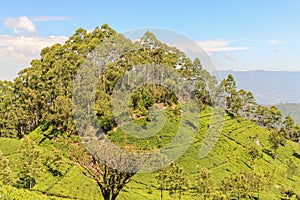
[224,53,236,61]
[4,16,71,34]
[0,35,68,80]
[30,16,72,22]
[197,40,251,53]
[169,40,251,59]
[5,16,36,33]
[267,40,286,45]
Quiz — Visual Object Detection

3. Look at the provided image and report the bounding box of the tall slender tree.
[164,163,189,200]
[268,129,285,159]
[17,136,41,190]
[193,166,213,198]
[0,150,13,185]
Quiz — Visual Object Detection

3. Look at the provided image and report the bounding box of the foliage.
[164,163,189,200]
[43,147,64,177]
[0,81,19,138]
[0,184,50,200]
[286,158,298,180]
[268,129,286,159]
[16,136,42,190]
[0,150,14,185]
[193,166,213,198]
[247,146,263,165]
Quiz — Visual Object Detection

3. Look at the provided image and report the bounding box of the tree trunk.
[102,191,110,200]
[111,196,116,200]
[274,148,277,160]
[29,178,32,190]
[99,184,111,200]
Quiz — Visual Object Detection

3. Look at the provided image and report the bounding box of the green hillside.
[0,108,299,199]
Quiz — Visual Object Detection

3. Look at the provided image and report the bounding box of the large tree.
[68,138,150,200]
[286,158,298,181]
[282,115,300,142]
[268,129,285,159]
[221,173,250,199]
[157,167,168,200]
[0,150,13,185]
[0,81,18,138]
[17,136,41,190]
[193,166,213,198]
[164,163,189,200]
[218,74,242,115]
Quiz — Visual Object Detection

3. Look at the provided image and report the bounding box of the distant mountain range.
[276,103,300,124]
[213,70,300,105]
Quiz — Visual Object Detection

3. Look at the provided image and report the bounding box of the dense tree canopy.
[0,24,219,139]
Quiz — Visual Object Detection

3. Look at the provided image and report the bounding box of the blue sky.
[1,0,300,80]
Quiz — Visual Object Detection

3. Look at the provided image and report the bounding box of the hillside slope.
[1,108,299,199]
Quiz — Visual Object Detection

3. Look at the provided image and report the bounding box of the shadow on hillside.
[262,148,275,159]
[292,151,300,159]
